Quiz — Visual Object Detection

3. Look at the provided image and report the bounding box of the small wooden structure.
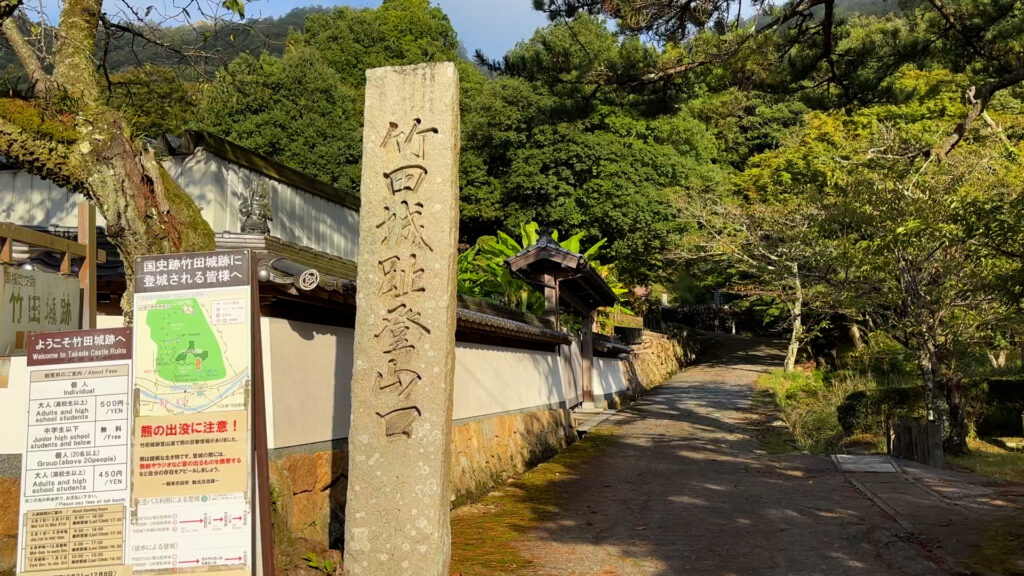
[1,203,105,329]
[506,231,618,405]
[890,416,944,467]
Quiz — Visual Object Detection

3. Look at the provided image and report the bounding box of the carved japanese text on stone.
[345,62,460,576]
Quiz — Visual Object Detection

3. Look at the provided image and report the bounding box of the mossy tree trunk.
[0,0,214,322]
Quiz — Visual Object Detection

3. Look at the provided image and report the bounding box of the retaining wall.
[628,330,698,390]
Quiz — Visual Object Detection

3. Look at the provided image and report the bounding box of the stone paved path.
[515,336,941,576]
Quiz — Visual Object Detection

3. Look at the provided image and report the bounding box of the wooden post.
[77,202,97,329]
[0,235,12,264]
[250,258,275,576]
[541,272,558,330]
[582,309,595,404]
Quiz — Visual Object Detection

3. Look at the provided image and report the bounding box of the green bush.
[844,332,916,382]
[837,390,872,436]
[837,384,923,437]
[968,377,1024,437]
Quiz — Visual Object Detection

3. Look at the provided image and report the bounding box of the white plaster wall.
[592,356,628,398]
[265,317,353,449]
[96,314,123,329]
[453,343,565,421]
[560,340,582,409]
[164,151,360,260]
[0,169,106,228]
[263,319,567,449]
[0,356,28,454]
[0,151,360,262]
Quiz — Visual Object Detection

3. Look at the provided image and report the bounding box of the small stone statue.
[240,181,272,235]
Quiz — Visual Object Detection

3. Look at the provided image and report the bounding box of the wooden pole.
[250,256,275,576]
[0,235,12,264]
[77,202,97,329]
[582,309,595,404]
[541,272,559,330]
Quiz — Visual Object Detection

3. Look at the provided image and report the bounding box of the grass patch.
[947,437,1024,483]
[756,369,878,454]
[966,520,1024,575]
[449,430,615,575]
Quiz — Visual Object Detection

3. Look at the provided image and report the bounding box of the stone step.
[575,409,618,438]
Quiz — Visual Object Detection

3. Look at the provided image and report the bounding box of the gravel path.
[516,336,923,576]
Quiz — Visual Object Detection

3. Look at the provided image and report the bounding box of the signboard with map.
[17,328,133,576]
[130,250,253,576]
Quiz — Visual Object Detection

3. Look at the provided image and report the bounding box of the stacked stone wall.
[263,406,569,574]
[627,330,699,391]
[449,408,569,506]
[0,473,18,576]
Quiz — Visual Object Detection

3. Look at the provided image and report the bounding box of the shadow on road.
[505,336,930,576]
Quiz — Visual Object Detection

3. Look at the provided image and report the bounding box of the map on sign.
[134,290,250,417]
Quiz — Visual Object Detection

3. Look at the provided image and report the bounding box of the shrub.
[968,377,1024,437]
[844,331,916,382]
[837,382,923,439]
[758,370,873,453]
[837,390,872,436]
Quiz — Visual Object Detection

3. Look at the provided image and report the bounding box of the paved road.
[516,336,931,576]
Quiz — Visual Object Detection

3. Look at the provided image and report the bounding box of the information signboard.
[130,250,253,575]
[1,267,82,356]
[16,328,133,576]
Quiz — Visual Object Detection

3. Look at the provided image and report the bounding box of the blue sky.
[247,0,551,59]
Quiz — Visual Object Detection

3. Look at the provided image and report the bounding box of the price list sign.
[16,328,133,576]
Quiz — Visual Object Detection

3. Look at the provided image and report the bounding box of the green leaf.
[222,0,245,18]
[560,232,583,254]
[582,238,606,260]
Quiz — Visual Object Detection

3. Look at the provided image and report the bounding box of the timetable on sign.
[16,328,133,576]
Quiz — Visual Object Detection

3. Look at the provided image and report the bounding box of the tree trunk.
[849,323,864,350]
[0,1,215,323]
[944,374,969,455]
[784,263,802,372]
[986,350,1008,369]
[916,341,948,463]
[916,340,948,430]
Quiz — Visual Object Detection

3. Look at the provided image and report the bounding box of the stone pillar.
[344,63,460,576]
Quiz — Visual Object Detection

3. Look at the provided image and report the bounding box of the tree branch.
[99,15,191,61]
[634,0,828,83]
[52,0,102,101]
[3,16,53,96]
[822,0,848,100]
[0,112,85,193]
[933,67,1024,160]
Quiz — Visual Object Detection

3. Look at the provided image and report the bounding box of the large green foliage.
[458,221,628,325]
[196,45,363,191]
[300,0,460,86]
[460,15,724,285]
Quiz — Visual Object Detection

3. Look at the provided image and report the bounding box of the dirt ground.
[451,336,1024,576]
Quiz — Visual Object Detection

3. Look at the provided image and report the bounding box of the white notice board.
[16,328,133,576]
